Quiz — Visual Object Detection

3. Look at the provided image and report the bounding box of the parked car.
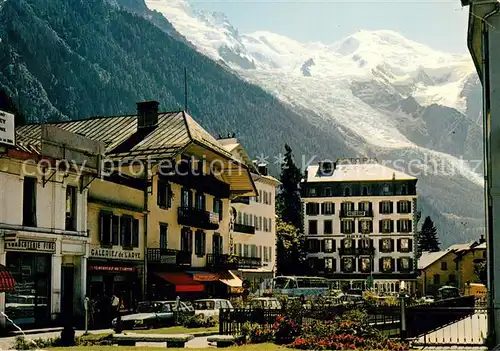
[421,295,435,303]
[112,300,194,331]
[247,297,282,310]
[193,299,233,323]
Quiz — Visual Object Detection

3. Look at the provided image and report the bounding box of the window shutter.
[397,201,401,213]
[369,202,373,213]
[99,211,105,243]
[358,258,362,272]
[397,258,401,271]
[132,218,139,247]
[409,258,414,271]
[358,221,362,234]
[397,220,401,232]
[320,203,325,215]
[379,239,382,251]
[167,183,172,208]
[391,258,396,272]
[157,179,162,206]
[369,221,373,233]
[333,259,337,272]
[357,239,362,249]
[390,220,394,233]
[408,221,413,233]
[379,202,383,213]
[112,215,119,245]
[397,239,401,252]
[379,220,382,233]
[379,258,383,272]
[203,232,206,256]
[389,202,394,213]
[409,239,413,252]
[321,240,325,253]
[340,258,345,272]
[370,239,374,248]
[390,239,395,252]
[333,239,336,252]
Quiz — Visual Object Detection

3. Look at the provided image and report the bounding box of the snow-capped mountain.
[145,0,485,246]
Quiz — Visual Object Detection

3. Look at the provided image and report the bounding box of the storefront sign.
[5,239,55,253]
[193,273,219,282]
[88,265,136,273]
[90,247,142,260]
[0,110,15,146]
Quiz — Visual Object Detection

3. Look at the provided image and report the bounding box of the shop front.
[4,238,55,327]
[87,246,144,320]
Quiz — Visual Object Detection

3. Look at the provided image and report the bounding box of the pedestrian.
[111,292,120,324]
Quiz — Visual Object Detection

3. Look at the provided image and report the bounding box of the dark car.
[112,300,195,331]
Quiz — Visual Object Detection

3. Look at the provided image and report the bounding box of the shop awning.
[0,264,15,292]
[155,272,204,293]
[219,270,242,288]
[185,271,219,282]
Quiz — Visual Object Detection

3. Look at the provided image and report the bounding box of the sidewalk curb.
[189,331,220,337]
[9,328,64,337]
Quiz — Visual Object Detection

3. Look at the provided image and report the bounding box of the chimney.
[137,101,159,128]
[479,235,486,244]
[258,164,268,176]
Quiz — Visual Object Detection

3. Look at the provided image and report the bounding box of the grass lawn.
[47,343,283,351]
[126,325,219,334]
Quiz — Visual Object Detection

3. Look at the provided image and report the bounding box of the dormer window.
[382,184,390,195]
[344,187,351,197]
[401,185,407,195]
[320,161,333,175]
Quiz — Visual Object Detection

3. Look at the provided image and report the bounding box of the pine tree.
[277,144,303,229]
[418,216,440,252]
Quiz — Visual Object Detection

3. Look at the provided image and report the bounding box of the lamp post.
[399,281,408,340]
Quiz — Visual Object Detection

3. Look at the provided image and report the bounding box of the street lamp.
[399,280,408,340]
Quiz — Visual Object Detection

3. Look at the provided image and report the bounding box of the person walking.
[111,293,120,326]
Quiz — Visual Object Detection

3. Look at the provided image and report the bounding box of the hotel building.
[301,158,418,294]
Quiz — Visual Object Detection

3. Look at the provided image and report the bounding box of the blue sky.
[192,0,470,54]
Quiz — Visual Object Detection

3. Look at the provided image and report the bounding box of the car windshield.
[193,301,215,310]
[136,302,162,313]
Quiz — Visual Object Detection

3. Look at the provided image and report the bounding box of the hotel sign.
[0,110,14,146]
[345,210,367,217]
[90,246,142,260]
[5,239,56,253]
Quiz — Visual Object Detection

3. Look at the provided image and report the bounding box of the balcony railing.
[178,207,220,230]
[233,223,256,234]
[206,254,261,269]
[231,197,250,204]
[357,247,375,256]
[147,248,192,266]
[159,167,230,199]
[340,209,374,218]
[339,247,356,256]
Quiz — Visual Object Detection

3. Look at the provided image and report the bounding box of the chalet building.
[301,158,418,294]
[0,124,101,327]
[218,137,280,292]
[14,101,258,306]
[418,237,486,296]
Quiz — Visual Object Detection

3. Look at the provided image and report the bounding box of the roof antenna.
[184,67,188,113]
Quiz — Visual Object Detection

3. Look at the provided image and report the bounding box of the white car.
[193,299,233,323]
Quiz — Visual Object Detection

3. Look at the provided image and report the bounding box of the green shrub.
[183,315,217,328]
[12,333,113,350]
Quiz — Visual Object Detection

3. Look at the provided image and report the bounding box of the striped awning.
[0,265,15,292]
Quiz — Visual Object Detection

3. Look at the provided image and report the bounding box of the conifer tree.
[418,216,440,252]
[276,144,303,229]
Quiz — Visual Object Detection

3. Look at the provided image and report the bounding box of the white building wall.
[0,158,89,326]
[232,177,278,271]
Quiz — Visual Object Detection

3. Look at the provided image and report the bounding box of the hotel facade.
[301,158,418,294]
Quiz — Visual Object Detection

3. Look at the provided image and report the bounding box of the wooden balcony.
[147,248,192,266]
[233,223,255,234]
[159,167,230,199]
[178,207,219,230]
[206,254,261,270]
